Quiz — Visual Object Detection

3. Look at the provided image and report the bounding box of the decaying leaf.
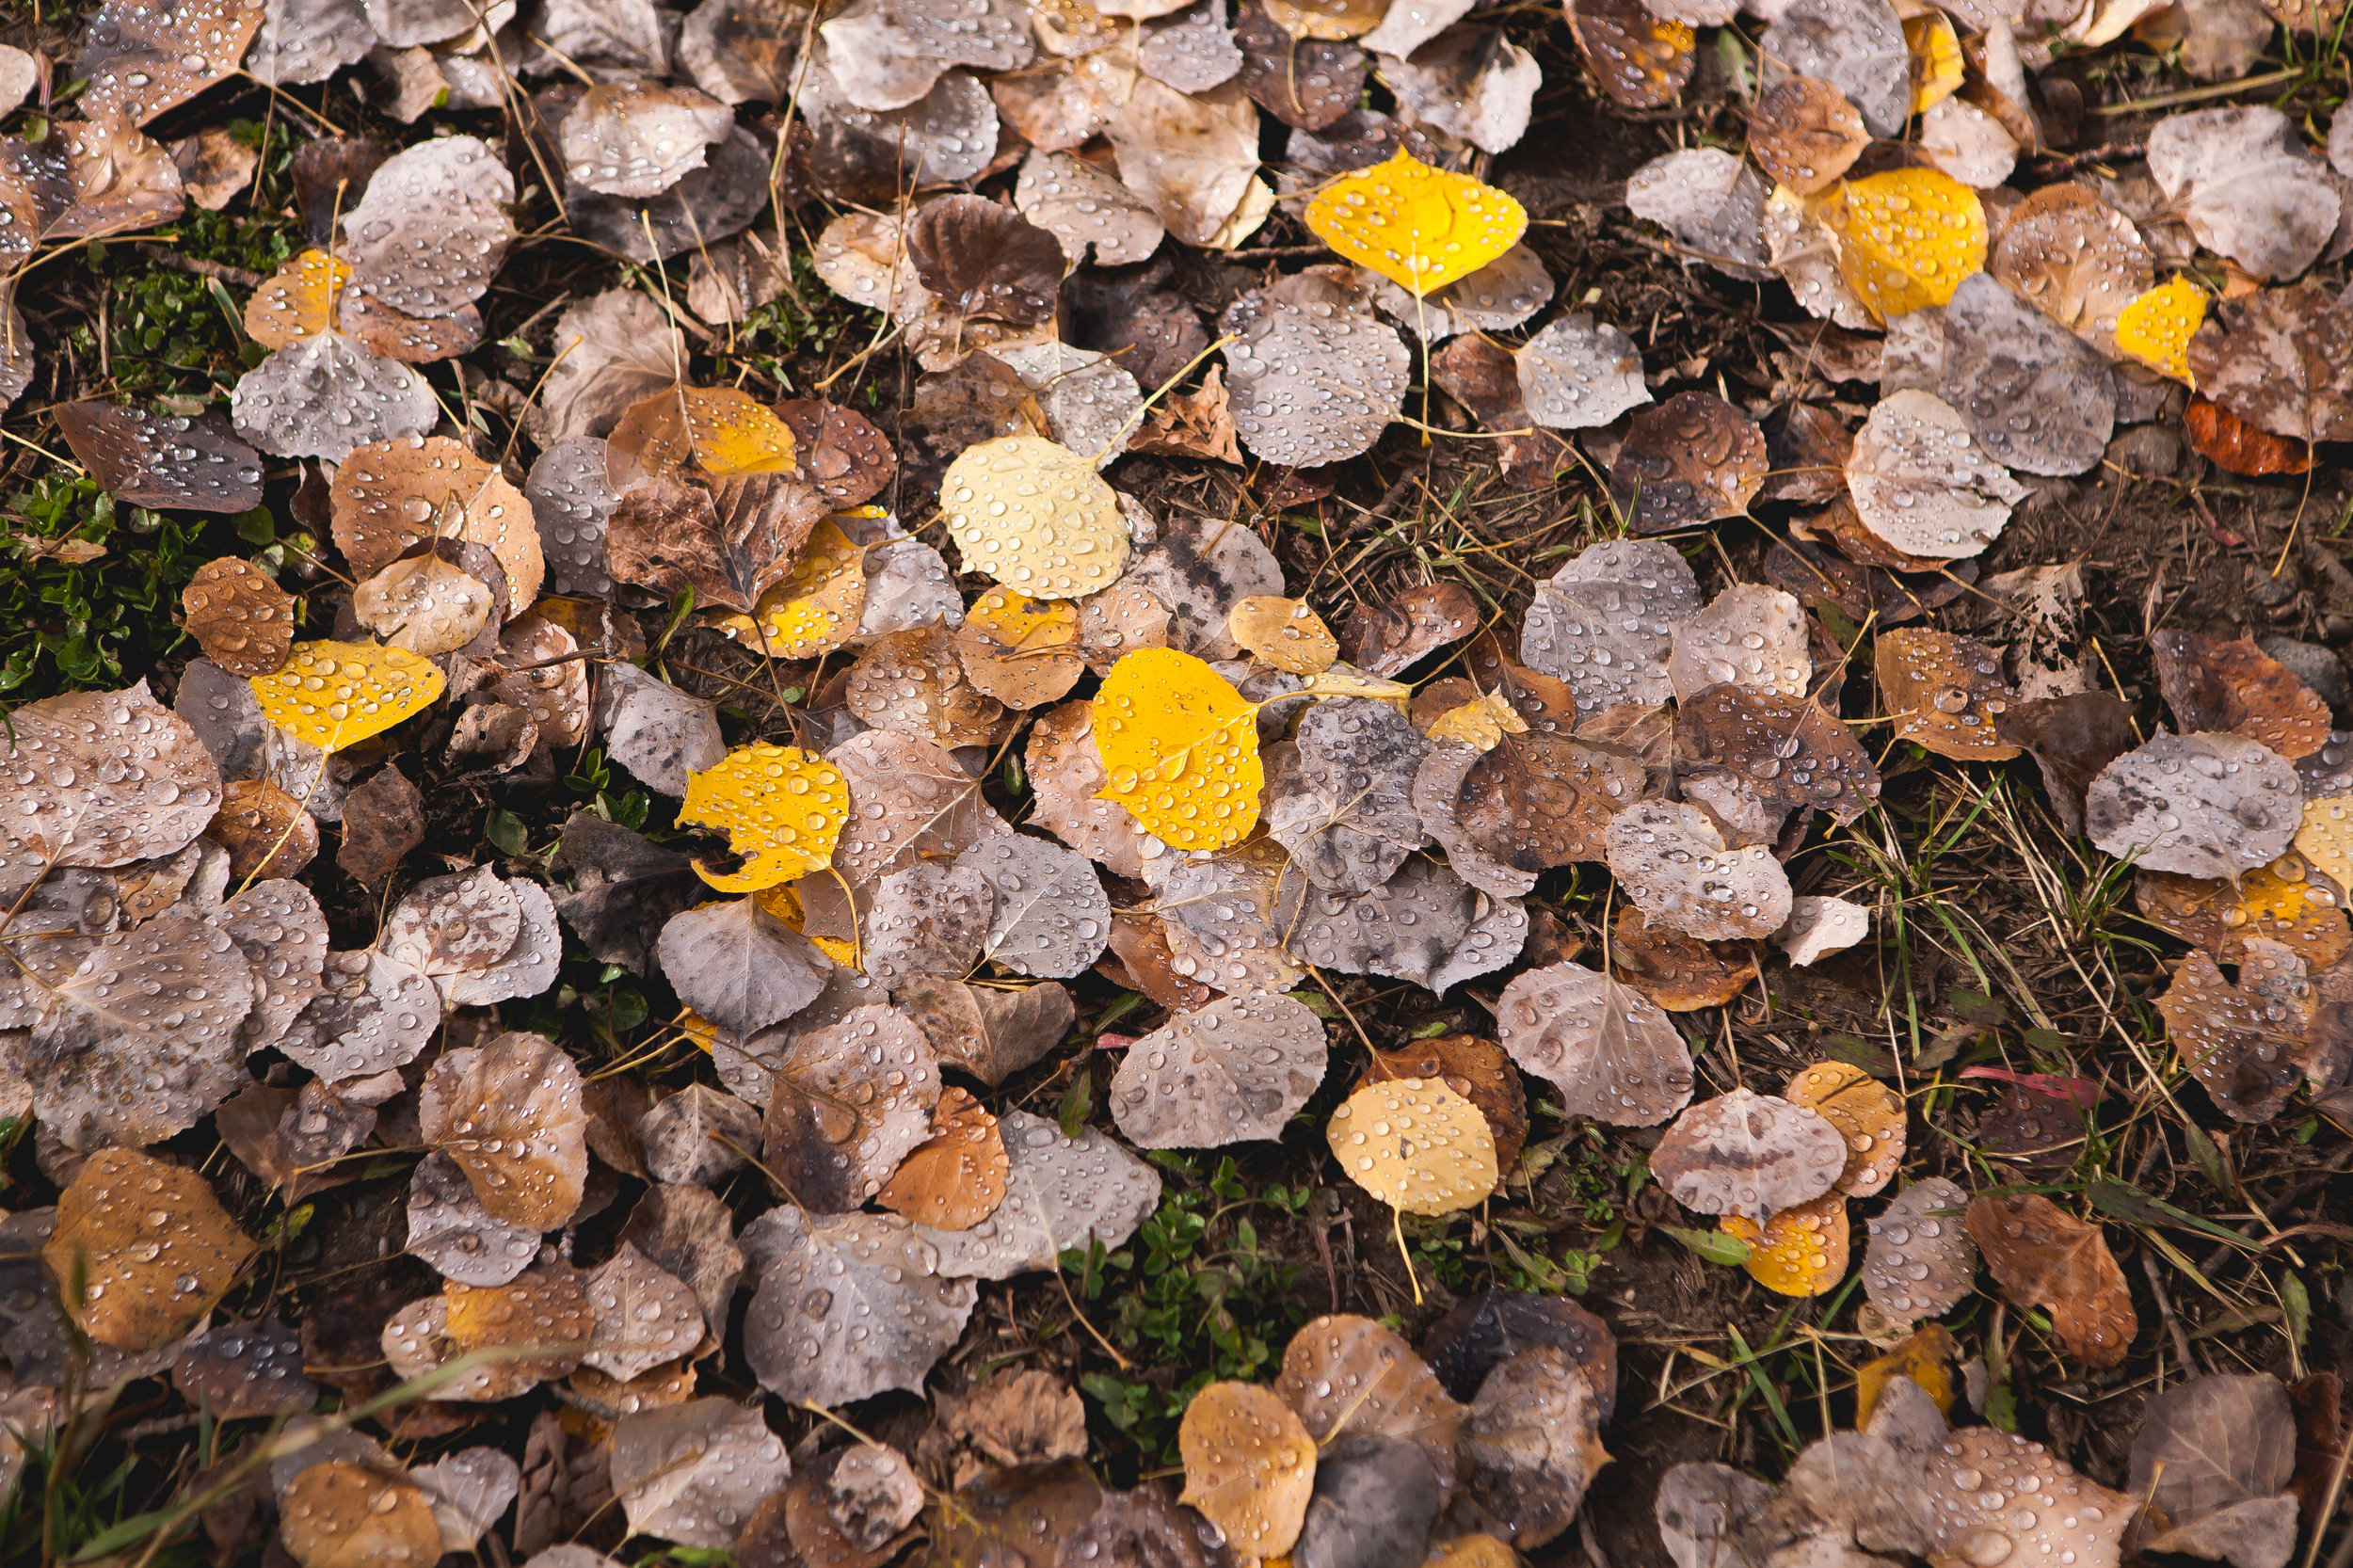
[1845,392,2025,561]
[2088,732,2302,880]
[417,1032,588,1230]
[1496,960,1694,1125]
[1605,801,1793,941]
[2151,632,2331,760]
[1964,1193,2137,1367]
[1111,993,1327,1147]
[742,1206,976,1407]
[612,1399,792,1548]
[58,402,264,514]
[762,1004,941,1209]
[1609,393,1769,533]
[2156,944,2313,1123]
[46,1149,257,1352]
[878,1087,1009,1230]
[1667,584,1809,703]
[1875,629,2021,761]
[1650,1088,1846,1222]
[1456,1348,1610,1548]
[1459,733,1647,872]
[280,1463,442,1568]
[2129,1374,2300,1568]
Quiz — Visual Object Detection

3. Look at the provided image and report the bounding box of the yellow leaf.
[245,249,349,350]
[1819,169,1986,324]
[1425,691,1527,751]
[1304,149,1529,296]
[46,1149,257,1352]
[1327,1076,1498,1215]
[2296,796,2353,895]
[2115,276,2206,386]
[1785,1060,1905,1196]
[1229,596,1338,675]
[1719,1191,1849,1297]
[712,519,867,659]
[250,640,445,753]
[940,435,1130,600]
[1093,648,1264,852]
[679,743,851,892]
[1854,1322,1959,1427]
[1179,1383,1318,1559]
[680,1010,722,1052]
[1904,11,1962,112]
[957,585,1085,708]
[682,386,798,476]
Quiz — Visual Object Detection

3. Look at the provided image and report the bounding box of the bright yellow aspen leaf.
[940,436,1130,600]
[245,249,350,349]
[1229,596,1338,675]
[681,386,799,476]
[1818,169,1986,323]
[1904,11,1962,112]
[712,519,867,659]
[2296,796,2353,895]
[1305,149,1529,296]
[679,743,850,892]
[1093,648,1265,852]
[1425,691,1528,751]
[1854,1322,1960,1427]
[1327,1077,1498,1216]
[1719,1191,1849,1297]
[251,640,445,753]
[2115,276,2207,386]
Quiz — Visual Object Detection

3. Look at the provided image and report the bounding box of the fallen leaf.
[1496,959,1694,1125]
[1611,906,1758,1011]
[280,1463,441,1568]
[2147,105,2341,280]
[1852,1323,1959,1427]
[1328,1078,1498,1216]
[174,1317,320,1420]
[2089,732,2300,880]
[1220,271,1410,465]
[1845,391,2025,560]
[1749,76,1866,195]
[1818,169,1988,322]
[1566,0,1691,107]
[1651,1087,1847,1221]
[2151,631,2331,760]
[1721,1192,1849,1297]
[1964,1192,2137,1367]
[878,1087,1009,1230]
[46,1150,256,1352]
[1110,993,1327,1146]
[918,1107,1160,1278]
[1093,648,1265,852]
[1178,1382,1318,1559]
[417,1032,589,1230]
[1609,392,1769,533]
[1606,800,1793,941]
[677,744,850,894]
[1875,628,2021,760]
[251,642,444,754]
[742,1207,975,1406]
[1667,584,1809,703]
[1455,1348,1609,1548]
[1785,1060,1904,1194]
[2156,944,2313,1123]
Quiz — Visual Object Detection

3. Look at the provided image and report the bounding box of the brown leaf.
[2151,630,2331,760]
[1784,1059,1904,1196]
[1674,680,1881,842]
[1419,1290,1618,1416]
[2137,854,2352,969]
[1274,1314,1465,1496]
[1609,906,1758,1012]
[2185,395,2313,476]
[932,1460,1105,1568]
[1235,3,1367,128]
[338,765,425,887]
[2130,1372,2297,1531]
[1567,0,1691,107]
[1428,334,1576,488]
[1875,628,2021,760]
[1609,392,1767,533]
[74,0,262,125]
[1497,958,1693,1126]
[1129,364,1245,463]
[1763,536,1972,631]
[775,399,897,513]
[330,436,542,615]
[1457,1348,1609,1549]
[216,1079,374,1203]
[905,195,1065,327]
[1964,1192,2137,1367]
[1748,77,1865,196]
[782,1445,924,1568]
[2186,280,2353,447]
[1363,1033,1527,1171]
[58,403,263,514]
[280,1463,442,1568]
[1458,732,1646,872]
[209,777,319,880]
[2156,943,2313,1123]
[1977,1080,2090,1179]
[845,626,1007,746]
[1340,584,1480,680]
[173,1316,319,1419]
[761,1004,942,1210]
[1993,690,2136,836]
[1066,262,1213,394]
[418,1032,589,1230]
[605,469,826,616]
[920,1369,1089,1489]
[877,1087,1010,1230]
[46,1149,256,1352]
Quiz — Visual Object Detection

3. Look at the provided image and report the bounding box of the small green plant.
[0,477,214,697]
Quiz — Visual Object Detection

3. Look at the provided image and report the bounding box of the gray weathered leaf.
[620,1182,744,1337]
[1758,0,1909,136]
[0,682,221,868]
[958,835,1112,979]
[1122,513,1284,661]
[597,664,728,799]
[657,898,833,1038]
[920,1109,1161,1278]
[612,1399,792,1547]
[761,1003,941,1208]
[1939,274,2115,477]
[1519,536,1698,711]
[527,436,619,598]
[1667,584,1810,704]
[1110,993,1328,1147]
[211,877,328,1052]
[639,1084,760,1187]
[1625,150,1770,280]
[1016,147,1166,268]
[1862,1176,1977,1325]
[1154,841,1309,994]
[343,136,514,318]
[1846,389,2027,561]
[584,1243,705,1381]
[2147,106,2340,282]
[1265,699,1432,894]
[560,82,735,198]
[232,332,438,463]
[1457,1348,1609,1549]
[1223,285,1409,467]
[1776,895,1874,966]
[1605,801,1793,941]
[248,0,376,83]
[862,863,994,984]
[2085,733,2302,879]
[742,1208,977,1406]
[406,1150,542,1287]
[411,1448,521,1554]
[1650,1088,1846,1221]
[1275,856,1527,992]
[279,949,440,1082]
[1496,959,1694,1125]
[537,289,686,442]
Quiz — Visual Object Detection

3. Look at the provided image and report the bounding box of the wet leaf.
[1327,1078,1497,1216]
[2156,943,2313,1123]
[1235,3,1367,129]
[1363,1033,1526,1171]
[1749,76,1866,195]
[1939,272,2116,476]
[918,1107,1160,1277]
[1458,732,1646,872]
[58,403,263,514]
[1274,855,1528,992]
[742,1206,975,1406]
[1776,894,1875,967]
[48,1149,256,1352]
[1610,392,1769,533]
[1651,1088,1846,1221]
[1920,1430,2132,1568]
[1625,149,1769,279]
[1667,584,1808,703]
[1846,391,2025,560]
[1220,273,1410,466]
[583,1243,704,1381]
[659,897,833,1039]
[878,1087,1008,1230]
[1818,169,1988,323]
[1964,1192,2137,1367]
[2088,732,2301,879]
[2152,631,2331,760]
[1606,800,1792,941]
[1456,1348,1609,1549]
[417,1032,588,1230]
[677,744,850,894]
[762,1003,941,1208]
[0,681,222,867]
[279,1463,441,1568]
[608,1398,792,1548]
[1111,993,1328,1147]
[2129,1374,2297,1540]
[2147,106,2340,281]
[1180,1382,1318,1559]
[174,1317,318,1419]
[1496,959,1694,1125]
[960,834,1112,978]
[76,0,263,124]
[250,641,442,754]
[210,777,319,880]
[2118,276,2207,384]
[932,1460,1105,1568]
[639,1084,761,1188]
[1092,648,1265,852]
[406,1152,541,1288]
[847,627,1005,747]
[1612,906,1758,1011]
[2186,280,2353,445]
[280,949,440,1083]
[1986,183,2152,352]
[2136,853,2352,968]
[1852,1323,1959,1427]
[1721,1191,1849,1297]
[1875,628,2021,760]
[1785,1060,1904,1195]
[1108,78,1266,248]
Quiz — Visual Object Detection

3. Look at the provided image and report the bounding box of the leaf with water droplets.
[639,1083,760,1188]
[1605,800,1792,941]
[1455,732,1646,874]
[1785,1060,1904,1195]
[1111,993,1328,1147]
[1986,184,2152,355]
[341,136,512,320]
[2117,276,2206,384]
[1275,854,1528,992]
[2157,942,2314,1123]
[1651,1088,1846,1222]
[1677,682,1881,843]
[742,1206,975,1406]
[1566,0,1690,106]
[1720,1192,1849,1297]
[1220,271,1411,467]
[1609,906,1757,1012]
[1919,1430,2132,1568]
[1667,584,1808,705]
[0,680,222,868]
[75,0,264,125]
[1610,392,1769,533]
[583,1243,705,1382]
[958,834,1112,979]
[279,1462,442,1568]
[939,435,1130,600]
[174,1316,319,1419]
[231,330,439,465]
[1777,894,1876,968]
[1818,169,1986,324]
[1845,390,2025,560]
[919,1107,1160,1277]
[1876,628,2022,761]
[2137,854,2351,969]
[1515,538,1694,714]
[1179,1382,1318,1559]
[931,1460,1105,1568]
[418,1032,588,1230]
[1496,959,1693,1125]
[2088,731,2302,880]
[410,1448,521,1555]
[1327,1078,1497,1217]
[46,1149,257,1352]
[558,82,734,200]
[1266,698,1429,892]
[249,641,443,754]
[1229,597,1337,675]
[26,913,256,1149]
[1965,1192,2137,1367]
[1305,149,1525,295]
[862,862,992,984]
[1092,648,1264,853]
[713,519,870,664]
[1938,273,2117,477]
[877,1087,1008,1230]
[406,1151,542,1287]
[677,744,850,894]
[182,558,296,679]
[2147,106,2341,282]
[1748,76,1865,196]
[57,402,264,514]
[1862,1176,1977,1325]
[1016,147,1165,266]
[1457,1348,1610,1549]
[383,1265,593,1400]
[1420,1290,1618,1416]
[332,437,539,612]
[1272,1313,1465,1507]
[1757,0,1907,135]
[760,1002,940,1208]
[658,897,834,1039]
[2152,631,2332,760]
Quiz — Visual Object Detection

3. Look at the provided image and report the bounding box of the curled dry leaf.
[1650,1088,1846,1222]
[1875,628,2021,761]
[1964,1193,2137,1367]
[1496,959,1694,1125]
[1179,1382,1319,1560]
[46,1149,257,1352]
[1111,993,1327,1147]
